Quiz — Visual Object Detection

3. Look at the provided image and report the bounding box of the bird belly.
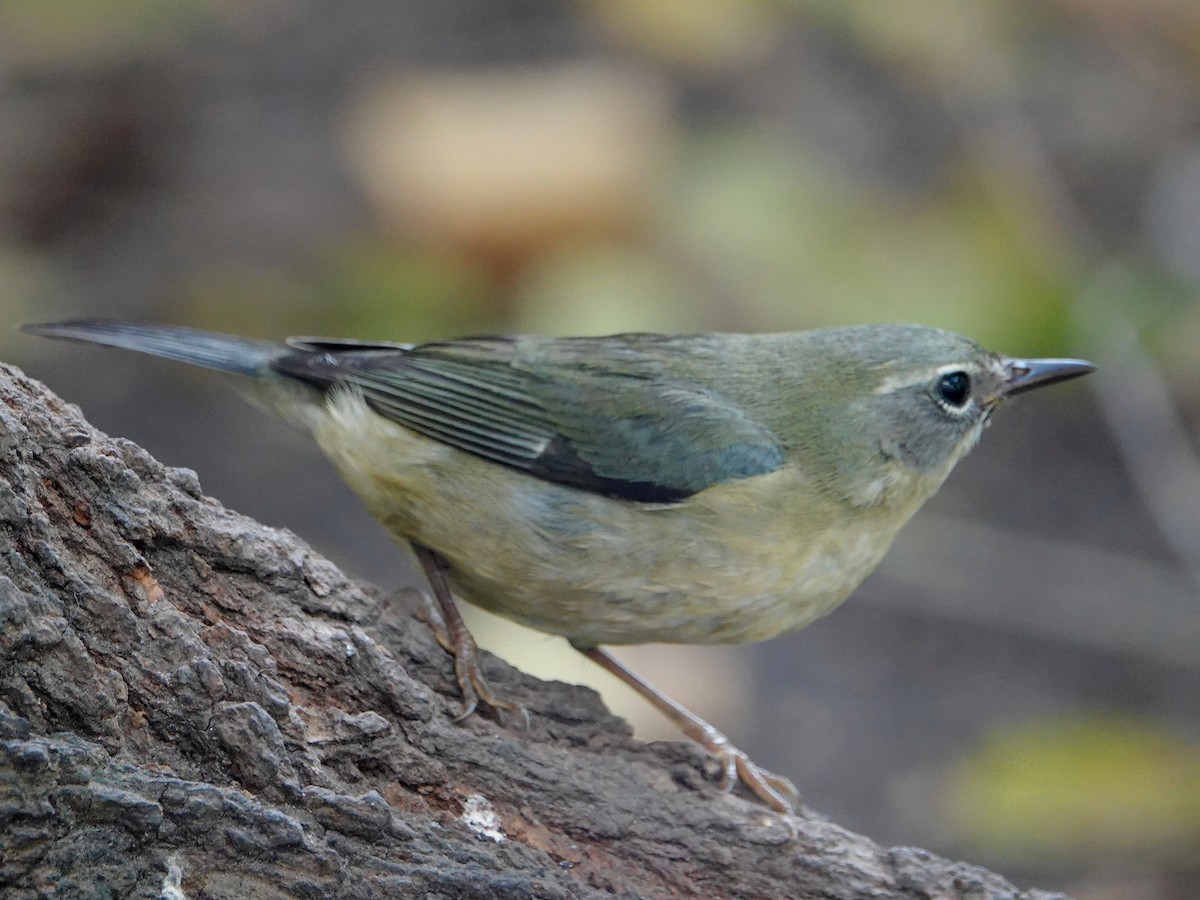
[311,393,924,647]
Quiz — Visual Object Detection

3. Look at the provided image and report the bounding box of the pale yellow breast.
[308,391,942,647]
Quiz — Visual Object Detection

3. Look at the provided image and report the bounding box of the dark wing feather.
[271,336,784,503]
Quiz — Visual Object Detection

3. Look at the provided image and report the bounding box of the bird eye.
[935,371,971,409]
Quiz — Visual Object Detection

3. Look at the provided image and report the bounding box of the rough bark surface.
[0,363,1066,900]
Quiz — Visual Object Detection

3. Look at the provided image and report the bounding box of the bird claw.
[415,593,456,654]
[415,587,528,727]
[449,632,529,728]
[577,647,798,818]
[706,733,799,815]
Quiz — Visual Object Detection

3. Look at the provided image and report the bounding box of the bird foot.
[704,732,799,815]
[414,593,455,654]
[416,592,528,728]
[576,646,798,817]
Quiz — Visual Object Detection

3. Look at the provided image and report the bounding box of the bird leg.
[412,542,526,725]
[575,645,799,815]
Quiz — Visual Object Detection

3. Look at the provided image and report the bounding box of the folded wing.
[273,336,786,504]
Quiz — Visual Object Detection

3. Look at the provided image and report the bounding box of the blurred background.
[3,2,1200,895]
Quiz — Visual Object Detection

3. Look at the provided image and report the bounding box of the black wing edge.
[526,434,693,504]
[270,346,694,505]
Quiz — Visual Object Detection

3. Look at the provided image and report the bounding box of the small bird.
[23,320,1093,814]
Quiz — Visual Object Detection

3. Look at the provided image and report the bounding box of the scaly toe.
[414,596,456,654]
[470,671,529,729]
[733,754,797,815]
[708,740,797,815]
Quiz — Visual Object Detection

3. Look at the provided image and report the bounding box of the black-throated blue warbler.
[22,320,1093,814]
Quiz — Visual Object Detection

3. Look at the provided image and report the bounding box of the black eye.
[936,371,971,408]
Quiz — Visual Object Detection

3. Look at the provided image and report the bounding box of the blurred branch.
[1079,283,1200,593]
[927,13,1200,598]
[877,513,1200,673]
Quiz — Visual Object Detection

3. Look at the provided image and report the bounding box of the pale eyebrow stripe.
[873,366,944,395]
[872,362,979,395]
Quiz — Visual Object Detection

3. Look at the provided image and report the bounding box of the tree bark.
[0,363,1066,899]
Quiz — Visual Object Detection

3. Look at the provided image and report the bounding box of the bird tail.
[21,320,284,376]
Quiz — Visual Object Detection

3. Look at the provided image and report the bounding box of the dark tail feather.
[21,320,283,377]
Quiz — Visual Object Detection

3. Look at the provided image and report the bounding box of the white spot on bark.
[461,793,505,842]
[160,855,187,898]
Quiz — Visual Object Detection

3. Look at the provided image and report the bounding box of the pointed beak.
[1001,357,1095,397]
